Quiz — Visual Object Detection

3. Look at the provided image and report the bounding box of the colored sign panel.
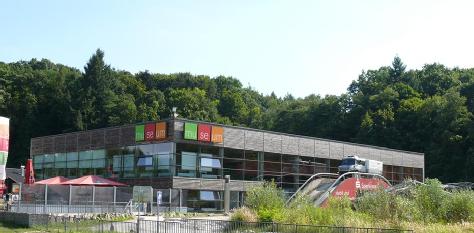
[145,123,155,141]
[198,124,211,142]
[184,123,198,140]
[211,126,224,143]
[135,125,145,142]
[0,138,8,151]
[0,117,9,181]
[156,122,167,140]
[0,152,7,165]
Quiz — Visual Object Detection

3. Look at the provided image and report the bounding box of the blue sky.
[1,1,474,97]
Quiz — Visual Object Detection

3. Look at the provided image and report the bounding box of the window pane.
[92,149,105,159]
[137,157,153,167]
[155,143,173,154]
[137,144,154,156]
[44,154,54,163]
[113,155,122,172]
[92,159,106,168]
[55,153,67,162]
[79,151,92,160]
[182,152,196,170]
[67,152,78,161]
[224,149,244,159]
[201,158,221,169]
[79,160,92,168]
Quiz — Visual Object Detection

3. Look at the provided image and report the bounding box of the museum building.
[30,118,424,210]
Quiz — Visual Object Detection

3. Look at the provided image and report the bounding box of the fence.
[12,184,186,214]
[28,216,414,233]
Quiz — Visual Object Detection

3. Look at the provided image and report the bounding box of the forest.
[0,49,473,182]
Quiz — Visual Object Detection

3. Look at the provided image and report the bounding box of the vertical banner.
[198,124,211,142]
[0,117,9,180]
[184,123,198,140]
[144,123,156,141]
[155,122,167,140]
[211,126,224,143]
[135,124,145,142]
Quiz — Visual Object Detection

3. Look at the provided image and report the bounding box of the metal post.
[136,215,140,233]
[224,175,230,213]
[113,186,117,212]
[68,185,72,213]
[169,188,172,211]
[179,189,182,211]
[92,186,95,213]
[18,183,22,212]
[44,184,48,214]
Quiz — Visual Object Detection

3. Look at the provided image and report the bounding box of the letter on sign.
[198,124,211,142]
[211,126,223,143]
[145,123,155,141]
[184,123,198,140]
[155,122,167,140]
[135,125,145,142]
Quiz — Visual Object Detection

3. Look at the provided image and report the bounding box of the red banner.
[198,124,211,142]
[145,123,155,141]
[0,138,8,151]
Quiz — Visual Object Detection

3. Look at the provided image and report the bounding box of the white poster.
[0,117,9,180]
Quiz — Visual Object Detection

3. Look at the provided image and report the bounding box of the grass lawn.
[0,222,41,233]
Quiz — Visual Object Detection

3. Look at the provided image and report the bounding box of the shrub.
[413,179,447,222]
[355,188,421,222]
[282,194,335,226]
[245,181,285,222]
[442,190,474,223]
[231,206,258,222]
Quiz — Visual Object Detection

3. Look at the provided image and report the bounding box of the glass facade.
[34,143,174,180]
[33,141,424,203]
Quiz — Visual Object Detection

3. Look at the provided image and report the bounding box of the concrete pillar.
[224,175,230,213]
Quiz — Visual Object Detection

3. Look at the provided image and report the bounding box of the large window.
[175,143,223,179]
[223,149,244,180]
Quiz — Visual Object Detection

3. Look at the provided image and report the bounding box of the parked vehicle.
[338,155,383,175]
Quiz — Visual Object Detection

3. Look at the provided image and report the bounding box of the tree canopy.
[1,51,473,182]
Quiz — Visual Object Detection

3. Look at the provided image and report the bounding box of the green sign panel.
[0,152,7,165]
[135,124,145,141]
[184,123,198,140]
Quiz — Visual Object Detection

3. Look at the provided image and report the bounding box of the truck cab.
[338,155,366,174]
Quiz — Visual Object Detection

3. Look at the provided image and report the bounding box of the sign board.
[133,186,153,203]
[156,191,162,205]
[183,122,224,144]
[155,122,167,139]
[145,123,155,141]
[198,124,211,142]
[211,126,223,143]
[135,125,145,142]
[184,123,198,140]
[0,117,9,181]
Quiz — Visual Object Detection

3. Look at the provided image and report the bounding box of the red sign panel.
[0,138,8,151]
[321,177,389,207]
[145,123,156,141]
[198,124,211,142]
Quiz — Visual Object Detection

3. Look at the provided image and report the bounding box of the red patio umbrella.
[60,175,127,187]
[35,176,70,185]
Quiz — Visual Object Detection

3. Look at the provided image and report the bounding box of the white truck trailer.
[338,155,383,175]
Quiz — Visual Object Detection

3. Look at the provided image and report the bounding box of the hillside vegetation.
[1,49,473,182]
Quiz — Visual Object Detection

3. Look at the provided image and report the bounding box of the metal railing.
[30,216,414,233]
[10,200,132,214]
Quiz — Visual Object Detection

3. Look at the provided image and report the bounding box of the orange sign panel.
[155,122,167,140]
[211,126,223,143]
